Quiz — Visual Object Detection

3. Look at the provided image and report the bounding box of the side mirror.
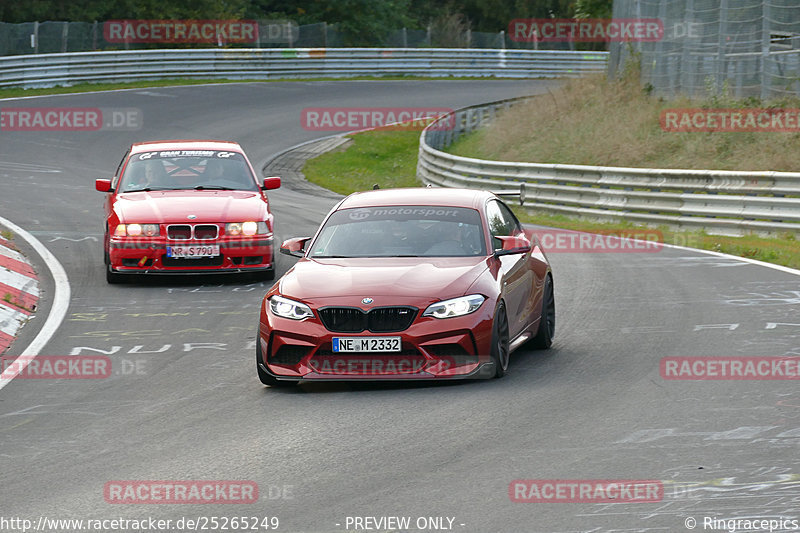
[262,176,281,190]
[494,235,531,257]
[95,179,112,192]
[280,237,311,258]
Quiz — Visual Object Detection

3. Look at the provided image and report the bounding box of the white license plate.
[333,337,401,353]
[167,245,220,258]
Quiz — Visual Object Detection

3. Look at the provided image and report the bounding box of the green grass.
[513,211,800,269]
[303,130,423,194]
[301,128,800,270]
[0,230,13,241]
[0,75,506,100]
[0,79,245,100]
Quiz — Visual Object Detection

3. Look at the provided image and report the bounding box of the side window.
[497,201,522,235]
[112,150,130,189]
[486,200,521,250]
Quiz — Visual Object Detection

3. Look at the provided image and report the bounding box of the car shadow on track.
[258,346,563,395]
[111,272,275,288]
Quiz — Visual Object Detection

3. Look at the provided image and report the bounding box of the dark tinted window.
[310,206,486,258]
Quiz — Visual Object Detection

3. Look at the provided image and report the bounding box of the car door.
[486,199,534,338]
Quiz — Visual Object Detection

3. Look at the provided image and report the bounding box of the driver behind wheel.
[424,221,479,256]
[203,158,253,189]
[129,160,168,190]
[203,158,226,183]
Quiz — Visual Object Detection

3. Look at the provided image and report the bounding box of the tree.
[457,0,574,32]
[575,0,613,19]
[304,0,413,46]
[0,0,249,22]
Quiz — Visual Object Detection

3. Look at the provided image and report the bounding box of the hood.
[114,190,266,224]
[279,257,489,303]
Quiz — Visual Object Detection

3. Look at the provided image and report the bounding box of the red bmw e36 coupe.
[96,140,281,283]
[256,187,555,386]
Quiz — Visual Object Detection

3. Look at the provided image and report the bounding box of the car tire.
[251,269,274,283]
[252,250,276,282]
[490,302,510,378]
[262,256,276,281]
[530,274,555,349]
[256,336,295,387]
[106,267,124,284]
[104,251,124,284]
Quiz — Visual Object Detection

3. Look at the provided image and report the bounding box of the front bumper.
[257,360,496,382]
[108,237,274,273]
[258,303,496,380]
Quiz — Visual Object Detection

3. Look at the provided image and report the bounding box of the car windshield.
[309,206,486,258]
[118,150,258,193]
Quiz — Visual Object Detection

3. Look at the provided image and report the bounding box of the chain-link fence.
[609,0,800,99]
[0,20,575,56]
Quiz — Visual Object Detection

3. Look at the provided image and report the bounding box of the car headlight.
[227,221,268,236]
[113,223,159,237]
[423,294,485,319]
[269,295,314,320]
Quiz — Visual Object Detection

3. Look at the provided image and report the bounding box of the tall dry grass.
[450,69,800,171]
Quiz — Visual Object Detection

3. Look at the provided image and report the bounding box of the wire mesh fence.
[0,20,575,56]
[609,0,800,99]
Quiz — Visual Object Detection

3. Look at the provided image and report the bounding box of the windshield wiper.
[123,187,171,193]
[194,185,234,190]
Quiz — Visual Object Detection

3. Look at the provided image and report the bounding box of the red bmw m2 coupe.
[257,187,555,386]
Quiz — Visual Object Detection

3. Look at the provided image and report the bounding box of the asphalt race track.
[1,80,799,532]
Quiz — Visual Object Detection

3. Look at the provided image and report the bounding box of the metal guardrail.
[0,48,608,88]
[417,99,800,236]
